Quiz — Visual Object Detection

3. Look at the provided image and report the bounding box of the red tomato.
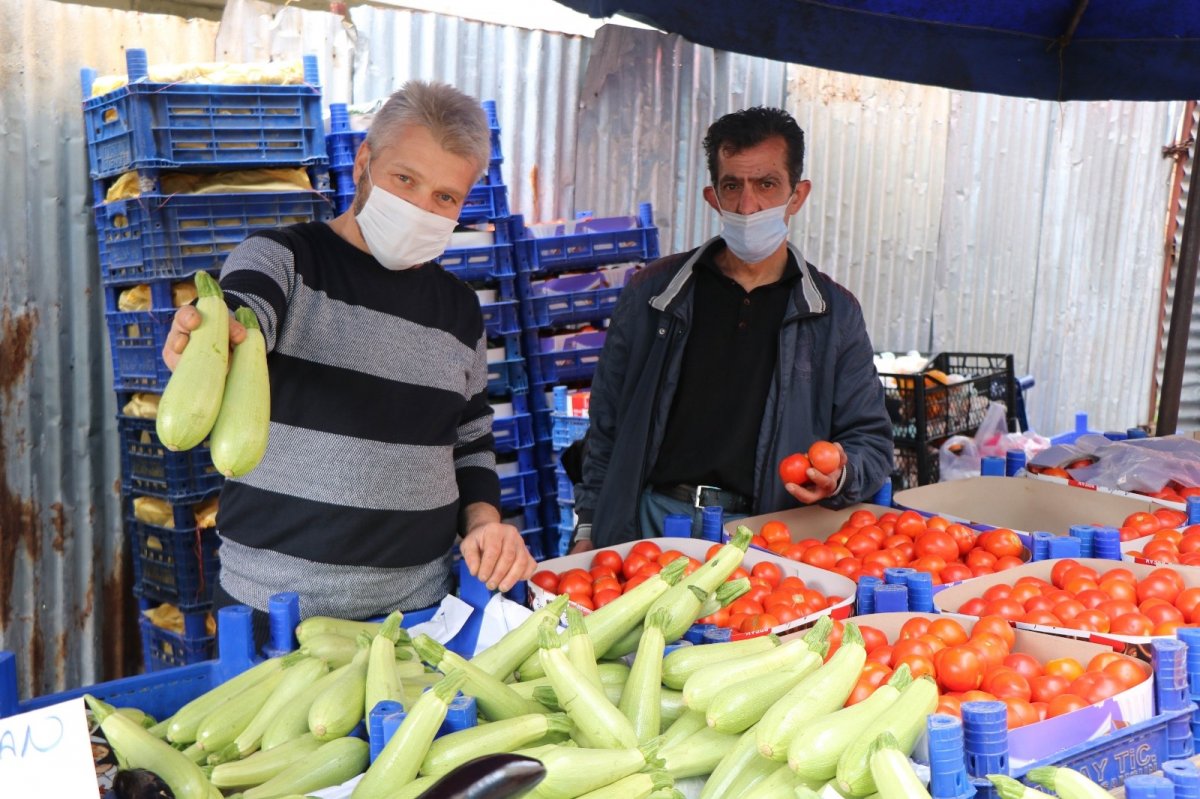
[914,531,959,563]
[592,588,621,608]
[705,543,724,562]
[658,549,686,566]
[859,625,888,653]
[868,645,894,667]
[589,565,618,581]
[845,667,890,706]
[967,634,1008,670]
[899,617,932,640]
[1044,657,1085,681]
[728,567,751,582]
[530,570,559,592]
[1102,658,1148,689]
[623,574,650,593]
[946,523,977,555]
[1048,693,1090,717]
[937,646,984,692]
[760,520,792,545]
[779,453,812,485]
[973,615,1016,649]
[621,554,649,581]
[741,613,780,633]
[591,550,623,573]
[1003,698,1039,729]
[750,561,783,587]
[896,654,936,680]
[940,563,974,584]
[1030,674,1071,703]
[808,441,841,475]
[848,510,879,528]
[558,573,592,597]
[696,607,731,627]
[727,597,765,616]
[1109,613,1153,636]
[592,576,621,595]
[1003,653,1043,682]
[936,694,964,717]
[982,529,1024,559]
[958,597,988,616]
[982,667,1032,701]
[743,584,773,606]
[637,562,663,578]
[928,618,969,647]
[630,541,663,562]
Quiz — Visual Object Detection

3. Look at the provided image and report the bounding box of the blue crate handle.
[1124,774,1176,798]
[927,714,974,799]
[1165,760,1200,797]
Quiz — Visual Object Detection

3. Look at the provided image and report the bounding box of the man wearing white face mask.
[163,81,535,642]
[571,107,893,552]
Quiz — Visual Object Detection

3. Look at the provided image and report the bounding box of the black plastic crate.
[127,491,221,611]
[879,352,1016,488]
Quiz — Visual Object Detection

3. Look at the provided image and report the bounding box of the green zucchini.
[157,270,229,451]
[209,306,269,477]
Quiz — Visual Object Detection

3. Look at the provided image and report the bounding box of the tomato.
[982,586,1014,605]
[937,646,984,692]
[1047,693,1090,717]
[1003,697,1039,729]
[637,562,663,578]
[1102,657,1148,689]
[859,625,888,654]
[590,549,623,573]
[848,509,879,528]
[982,529,1024,559]
[658,549,686,566]
[984,599,1025,622]
[896,654,936,680]
[592,576,621,595]
[958,597,988,616]
[1072,672,1123,704]
[589,566,617,582]
[967,634,1008,669]
[696,607,730,626]
[899,617,932,640]
[592,588,622,608]
[770,605,802,624]
[760,520,791,545]
[800,545,839,570]
[621,554,649,580]
[940,563,974,584]
[682,557,702,577]
[1054,599,1087,621]
[914,531,958,563]
[743,584,773,606]
[946,523,977,555]
[936,694,963,717]
[1051,559,1083,588]
[1143,602,1185,628]
[623,574,650,593]
[1030,674,1071,703]
[1155,508,1188,527]
[1138,573,1181,604]
[630,541,662,562]
[967,550,998,570]
[892,639,933,662]
[728,567,751,582]
[868,645,894,667]
[895,511,928,538]
[750,561,783,587]
[1108,613,1153,636]
[973,616,1016,649]
[727,597,765,616]
[845,667,890,706]
[1176,587,1200,618]
[982,667,1032,701]
[845,532,880,558]
[568,593,594,610]
[808,440,841,474]
[558,573,592,597]
[779,453,813,485]
[928,618,969,647]
[530,570,559,592]
[833,558,862,579]
[1003,653,1043,682]
[741,613,780,633]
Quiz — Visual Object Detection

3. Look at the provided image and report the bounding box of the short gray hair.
[366,80,490,176]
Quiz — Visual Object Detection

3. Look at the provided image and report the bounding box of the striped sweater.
[214,222,498,618]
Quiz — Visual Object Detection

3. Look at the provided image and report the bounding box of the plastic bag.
[940,435,981,482]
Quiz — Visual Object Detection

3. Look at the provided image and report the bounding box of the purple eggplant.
[415,753,546,799]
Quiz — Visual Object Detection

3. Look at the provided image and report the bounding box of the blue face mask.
[716,195,791,264]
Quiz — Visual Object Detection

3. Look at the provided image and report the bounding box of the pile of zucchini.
[156,271,270,478]
[84,528,1115,798]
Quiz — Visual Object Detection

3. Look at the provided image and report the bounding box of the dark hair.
[703,107,805,187]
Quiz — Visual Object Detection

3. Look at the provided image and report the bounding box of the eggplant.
[416,753,546,799]
[112,768,174,799]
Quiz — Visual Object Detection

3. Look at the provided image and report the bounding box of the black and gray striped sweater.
[213,221,498,618]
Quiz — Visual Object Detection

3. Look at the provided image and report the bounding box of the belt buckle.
[694,484,722,508]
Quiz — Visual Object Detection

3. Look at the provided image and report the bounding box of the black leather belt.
[653,483,753,514]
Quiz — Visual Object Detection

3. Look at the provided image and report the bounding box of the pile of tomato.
[1114,507,1189,543]
[1030,463,1200,505]
[752,510,1027,586]
[846,615,1148,729]
[528,541,845,634]
[953,560,1198,637]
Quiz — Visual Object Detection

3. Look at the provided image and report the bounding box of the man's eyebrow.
[717,170,786,183]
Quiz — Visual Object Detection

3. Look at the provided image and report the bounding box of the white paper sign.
[0,697,98,797]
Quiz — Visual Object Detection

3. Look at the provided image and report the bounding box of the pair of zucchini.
[156,271,269,478]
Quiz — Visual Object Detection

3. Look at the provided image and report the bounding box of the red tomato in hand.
[779,453,812,485]
[807,441,841,475]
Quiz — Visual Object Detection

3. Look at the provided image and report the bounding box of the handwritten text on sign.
[0,697,99,796]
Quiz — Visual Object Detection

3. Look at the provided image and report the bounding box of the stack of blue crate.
[84,48,333,671]
[510,204,661,556]
[326,101,543,558]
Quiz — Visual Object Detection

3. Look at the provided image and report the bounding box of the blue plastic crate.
[326,129,366,170]
[460,183,510,224]
[481,298,521,338]
[492,405,534,454]
[558,502,576,530]
[514,203,659,275]
[126,490,221,609]
[118,413,224,501]
[525,284,623,329]
[487,356,528,397]
[527,339,605,386]
[139,614,214,673]
[81,50,327,179]
[499,469,539,510]
[556,520,575,557]
[551,412,590,450]
[556,466,575,504]
[95,188,334,284]
[522,529,546,561]
[105,311,174,391]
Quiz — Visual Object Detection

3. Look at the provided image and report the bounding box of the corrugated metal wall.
[0,0,1187,695]
[350,4,588,224]
[0,0,218,697]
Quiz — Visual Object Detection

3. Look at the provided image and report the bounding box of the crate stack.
[83,48,333,670]
[510,204,661,556]
[877,353,1017,489]
[327,102,544,558]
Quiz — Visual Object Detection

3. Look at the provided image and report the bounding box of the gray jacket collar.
[649,237,827,315]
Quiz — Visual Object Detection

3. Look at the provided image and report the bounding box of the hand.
[162,305,247,372]
[460,520,537,593]
[568,539,594,555]
[784,442,848,504]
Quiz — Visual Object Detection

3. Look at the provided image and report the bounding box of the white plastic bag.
[940,435,981,482]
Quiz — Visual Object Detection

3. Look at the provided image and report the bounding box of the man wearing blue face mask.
[163,81,535,642]
[571,107,893,552]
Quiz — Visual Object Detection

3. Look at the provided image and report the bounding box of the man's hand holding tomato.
[780,440,847,504]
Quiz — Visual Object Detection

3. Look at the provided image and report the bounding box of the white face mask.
[716,194,791,264]
[355,168,458,270]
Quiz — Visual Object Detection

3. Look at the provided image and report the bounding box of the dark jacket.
[575,238,894,549]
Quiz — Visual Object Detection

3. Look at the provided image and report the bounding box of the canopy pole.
[1157,138,1200,435]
